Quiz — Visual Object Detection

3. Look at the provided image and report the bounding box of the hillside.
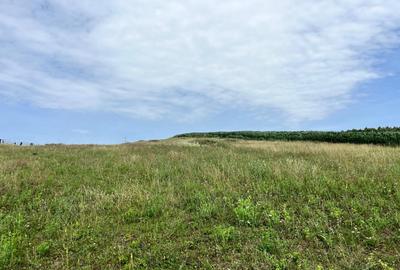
[1,138,399,269]
[175,127,400,145]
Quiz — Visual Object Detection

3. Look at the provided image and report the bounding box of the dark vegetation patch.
[175,127,400,145]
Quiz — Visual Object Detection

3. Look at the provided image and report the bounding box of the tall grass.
[0,138,399,269]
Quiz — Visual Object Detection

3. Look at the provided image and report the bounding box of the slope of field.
[175,128,400,145]
[1,139,399,269]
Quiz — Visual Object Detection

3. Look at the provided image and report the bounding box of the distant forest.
[175,127,400,146]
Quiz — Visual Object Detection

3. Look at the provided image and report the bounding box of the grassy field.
[1,138,400,269]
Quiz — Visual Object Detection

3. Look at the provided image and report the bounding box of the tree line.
[175,127,400,146]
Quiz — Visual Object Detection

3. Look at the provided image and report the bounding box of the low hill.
[175,127,400,145]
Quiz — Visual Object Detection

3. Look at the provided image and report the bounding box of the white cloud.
[0,0,399,121]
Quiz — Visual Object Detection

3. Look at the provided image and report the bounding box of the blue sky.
[1,1,400,144]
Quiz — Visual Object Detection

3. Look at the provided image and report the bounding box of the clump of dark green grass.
[0,138,399,269]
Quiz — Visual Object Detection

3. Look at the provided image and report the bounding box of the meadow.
[1,138,399,269]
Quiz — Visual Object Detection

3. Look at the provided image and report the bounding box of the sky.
[1,0,400,144]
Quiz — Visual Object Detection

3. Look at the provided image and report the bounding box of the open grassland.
[1,139,400,269]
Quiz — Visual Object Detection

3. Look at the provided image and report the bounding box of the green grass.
[1,138,399,269]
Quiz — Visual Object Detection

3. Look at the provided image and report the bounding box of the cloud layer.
[1,0,400,121]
